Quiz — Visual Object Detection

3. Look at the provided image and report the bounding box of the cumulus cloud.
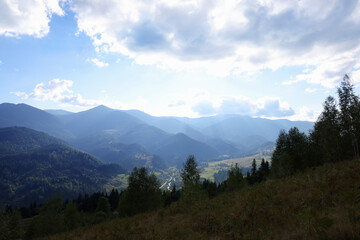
[288,106,321,122]
[89,58,109,67]
[0,0,65,38]
[168,89,294,118]
[256,98,294,117]
[12,78,99,107]
[192,96,294,118]
[70,0,360,85]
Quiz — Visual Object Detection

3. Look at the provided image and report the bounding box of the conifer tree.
[226,163,245,190]
[180,155,202,202]
[337,74,360,159]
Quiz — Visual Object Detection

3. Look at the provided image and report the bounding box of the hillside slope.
[51,159,360,240]
[0,127,65,156]
[0,127,126,207]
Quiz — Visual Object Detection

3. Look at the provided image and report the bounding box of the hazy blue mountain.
[175,115,233,130]
[45,109,74,116]
[0,103,73,139]
[0,103,314,168]
[126,110,208,142]
[152,133,219,166]
[72,133,166,170]
[204,138,245,157]
[238,135,271,149]
[59,105,145,138]
[0,127,126,206]
[199,115,313,144]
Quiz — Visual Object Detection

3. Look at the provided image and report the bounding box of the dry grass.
[47,159,360,240]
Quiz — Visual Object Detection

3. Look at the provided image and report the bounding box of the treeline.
[271,75,360,177]
[0,155,270,239]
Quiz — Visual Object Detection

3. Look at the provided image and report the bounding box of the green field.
[201,153,272,181]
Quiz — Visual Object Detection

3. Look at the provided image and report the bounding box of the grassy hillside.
[49,159,360,240]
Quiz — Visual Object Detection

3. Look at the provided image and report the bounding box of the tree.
[96,196,110,216]
[0,208,21,240]
[310,96,341,164]
[108,188,120,211]
[26,194,64,238]
[226,163,245,191]
[64,201,80,231]
[170,184,180,202]
[337,74,360,159]
[94,196,111,223]
[180,155,200,186]
[180,155,202,203]
[257,158,270,182]
[271,128,309,177]
[118,167,162,217]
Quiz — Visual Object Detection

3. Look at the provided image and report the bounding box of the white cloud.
[305,88,318,93]
[12,78,99,107]
[89,58,109,67]
[70,0,360,86]
[166,89,294,118]
[288,106,321,122]
[0,0,66,38]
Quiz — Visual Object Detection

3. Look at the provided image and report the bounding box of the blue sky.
[1,0,360,121]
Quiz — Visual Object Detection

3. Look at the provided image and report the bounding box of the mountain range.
[0,102,313,206]
[0,102,314,168]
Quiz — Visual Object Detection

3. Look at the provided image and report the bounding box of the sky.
[1,0,360,121]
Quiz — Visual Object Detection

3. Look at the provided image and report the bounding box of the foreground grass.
[48,159,360,240]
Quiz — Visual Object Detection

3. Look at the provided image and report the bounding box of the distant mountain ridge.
[0,103,314,167]
[0,103,73,139]
[0,103,314,206]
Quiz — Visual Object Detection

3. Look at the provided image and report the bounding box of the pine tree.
[258,158,270,182]
[310,96,341,164]
[337,74,360,159]
[180,155,200,186]
[180,155,202,203]
[109,188,120,211]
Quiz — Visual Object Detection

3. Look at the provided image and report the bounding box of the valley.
[0,102,313,207]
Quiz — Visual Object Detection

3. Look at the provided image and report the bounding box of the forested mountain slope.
[0,127,126,207]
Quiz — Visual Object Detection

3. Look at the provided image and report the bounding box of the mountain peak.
[85,105,113,113]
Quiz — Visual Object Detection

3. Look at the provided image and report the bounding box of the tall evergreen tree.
[180,155,202,202]
[108,188,120,211]
[258,158,270,182]
[310,96,341,164]
[337,74,359,159]
[180,155,200,186]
